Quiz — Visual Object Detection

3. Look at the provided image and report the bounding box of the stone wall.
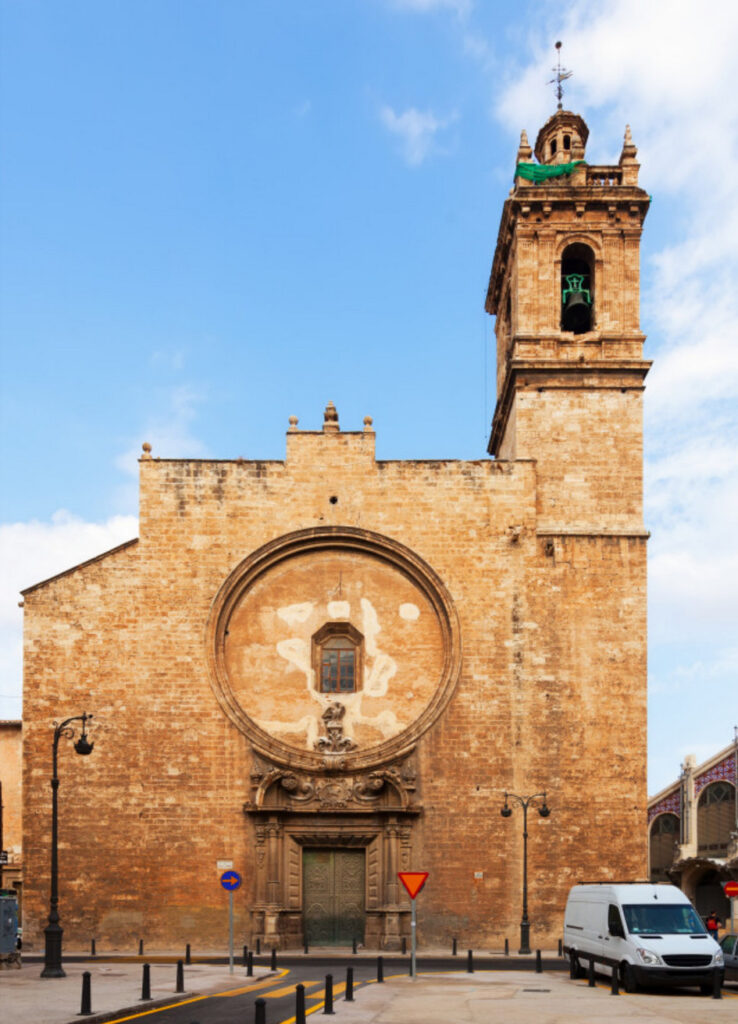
[21,420,647,950]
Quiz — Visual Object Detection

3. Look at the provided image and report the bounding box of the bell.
[561,289,592,333]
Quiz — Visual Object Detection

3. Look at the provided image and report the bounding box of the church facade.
[21,110,651,951]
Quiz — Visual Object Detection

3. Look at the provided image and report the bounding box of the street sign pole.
[229,890,234,974]
[220,870,242,975]
[397,871,428,982]
[723,881,738,933]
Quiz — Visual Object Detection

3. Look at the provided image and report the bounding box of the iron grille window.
[649,812,679,882]
[697,781,736,855]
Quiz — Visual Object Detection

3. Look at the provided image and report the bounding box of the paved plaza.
[1,951,736,1024]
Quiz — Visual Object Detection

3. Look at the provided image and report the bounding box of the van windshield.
[622,904,706,935]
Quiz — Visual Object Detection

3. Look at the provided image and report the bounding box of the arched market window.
[697,781,736,855]
[649,813,679,882]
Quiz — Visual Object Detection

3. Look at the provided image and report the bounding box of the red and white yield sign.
[398,871,429,900]
[724,880,738,898]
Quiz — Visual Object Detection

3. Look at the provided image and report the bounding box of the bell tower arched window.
[312,622,363,693]
[561,243,594,334]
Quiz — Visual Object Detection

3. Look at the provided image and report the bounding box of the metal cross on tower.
[549,41,573,110]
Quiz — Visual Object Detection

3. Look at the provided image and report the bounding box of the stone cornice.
[488,357,652,456]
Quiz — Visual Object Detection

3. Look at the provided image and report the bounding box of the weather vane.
[549,41,572,110]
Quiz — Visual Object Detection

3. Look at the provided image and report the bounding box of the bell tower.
[485,112,651,532]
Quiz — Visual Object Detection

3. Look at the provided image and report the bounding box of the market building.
[649,733,738,919]
[21,109,651,951]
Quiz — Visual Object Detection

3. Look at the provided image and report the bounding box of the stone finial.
[288,415,299,432]
[363,416,374,433]
[141,442,152,459]
[619,123,638,162]
[516,129,533,164]
[323,401,340,433]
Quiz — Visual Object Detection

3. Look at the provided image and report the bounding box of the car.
[719,934,738,983]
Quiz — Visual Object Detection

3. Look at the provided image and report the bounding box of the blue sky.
[1,0,736,795]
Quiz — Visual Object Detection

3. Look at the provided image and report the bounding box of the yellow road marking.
[263,981,321,998]
[278,1006,325,1024]
[103,996,208,1024]
[215,968,290,996]
[307,981,346,999]
[101,968,289,1021]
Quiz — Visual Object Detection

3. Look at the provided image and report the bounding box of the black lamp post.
[41,712,94,978]
[500,790,550,955]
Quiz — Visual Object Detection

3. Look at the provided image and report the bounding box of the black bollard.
[247,951,254,977]
[588,959,595,988]
[296,983,306,1024]
[80,971,92,1016]
[90,938,96,957]
[535,949,542,973]
[255,997,266,1024]
[141,963,152,1000]
[558,938,563,957]
[452,937,457,956]
[270,947,277,971]
[176,959,184,993]
[377,955,384,983]
[401,936,407,955]
[569,955,577,979]
[467,949,474,973]
[504,938,509,956]
[243,944,248,966]
[304,937,309,954]
[610,968,619,995]
[712,969,722,999]
[352,935,357,955]
[345,966,354,1002]
[138,938,144,956]
[185,943,191,965]
[256,937,261,955]
[323,973,335,1015]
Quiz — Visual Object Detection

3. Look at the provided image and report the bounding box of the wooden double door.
[303,849,365,946]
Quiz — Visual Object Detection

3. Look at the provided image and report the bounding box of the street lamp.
[41,712,94,978]
[500,790,550,955]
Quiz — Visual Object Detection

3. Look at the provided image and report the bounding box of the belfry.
[21,104,651,952]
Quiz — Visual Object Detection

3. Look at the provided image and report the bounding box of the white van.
[563,882,724,993]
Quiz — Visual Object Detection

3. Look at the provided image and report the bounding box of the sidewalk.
[1,952,736,1024]
[0,958,275,1024]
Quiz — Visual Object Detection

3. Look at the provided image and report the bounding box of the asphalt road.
[82,955,567,1024]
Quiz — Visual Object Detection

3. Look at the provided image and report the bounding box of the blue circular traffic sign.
[220,870,241,891]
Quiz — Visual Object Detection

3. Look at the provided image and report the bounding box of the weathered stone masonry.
[21,109,649,950]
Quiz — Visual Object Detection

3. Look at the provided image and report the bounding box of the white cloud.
[379,105,457,166]
[0,512,138,718]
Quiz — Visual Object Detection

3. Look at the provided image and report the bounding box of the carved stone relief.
[245,751,420,814]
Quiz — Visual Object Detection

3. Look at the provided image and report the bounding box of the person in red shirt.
[706,910,722,938]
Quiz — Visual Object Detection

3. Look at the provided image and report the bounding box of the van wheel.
[569,952,585,979]
[620,963,638,993]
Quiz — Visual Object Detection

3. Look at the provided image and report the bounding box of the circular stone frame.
[206,526,462,772]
